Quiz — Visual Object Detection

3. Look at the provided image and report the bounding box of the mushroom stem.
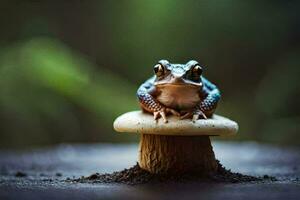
[138,134,218,174]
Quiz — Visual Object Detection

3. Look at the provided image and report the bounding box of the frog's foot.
[180,109,207,122]
[192,110,207,122]
[153,108,180,123]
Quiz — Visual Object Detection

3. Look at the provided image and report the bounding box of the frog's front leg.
[137,80,180,123]
[181,79,221,122]
[194,88,220,121]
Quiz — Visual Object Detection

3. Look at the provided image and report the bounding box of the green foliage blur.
[0,0,299,148]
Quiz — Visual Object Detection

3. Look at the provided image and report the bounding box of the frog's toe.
[166,108,180,117]
[192,114,200,123]
[153,110,168,123]
[193,110,207,122]
[199,111,208,119]
[160,111,168,123]
[180,112,193,120]
[153,111,160,121]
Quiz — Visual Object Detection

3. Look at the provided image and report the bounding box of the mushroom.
[114,111,238,175]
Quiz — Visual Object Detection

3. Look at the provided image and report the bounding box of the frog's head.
[153,60,203,88]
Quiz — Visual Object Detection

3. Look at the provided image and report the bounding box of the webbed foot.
[180,109,207,122]
[153,108,180,123]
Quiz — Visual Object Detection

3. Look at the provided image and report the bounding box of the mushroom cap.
[113,111,238,136]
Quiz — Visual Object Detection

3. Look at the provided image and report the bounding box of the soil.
[15,171,27,177]
[72,160,276,185]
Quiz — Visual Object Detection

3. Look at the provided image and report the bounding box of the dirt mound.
[72,160,275,185]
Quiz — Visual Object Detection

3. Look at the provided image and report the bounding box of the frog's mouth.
[154,81,202,88]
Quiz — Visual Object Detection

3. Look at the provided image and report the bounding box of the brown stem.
[139,134,218,175]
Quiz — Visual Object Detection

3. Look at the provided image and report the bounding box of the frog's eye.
[192,64,202,76]
[153,64,165,76]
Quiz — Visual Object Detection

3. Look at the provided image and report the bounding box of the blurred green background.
[0,0,299,148]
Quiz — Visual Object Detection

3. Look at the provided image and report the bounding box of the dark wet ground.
[0,141,299,200]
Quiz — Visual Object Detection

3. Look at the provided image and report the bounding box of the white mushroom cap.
[114,111,238,136]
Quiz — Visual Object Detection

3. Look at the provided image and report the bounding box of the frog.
[137,60,221,123]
